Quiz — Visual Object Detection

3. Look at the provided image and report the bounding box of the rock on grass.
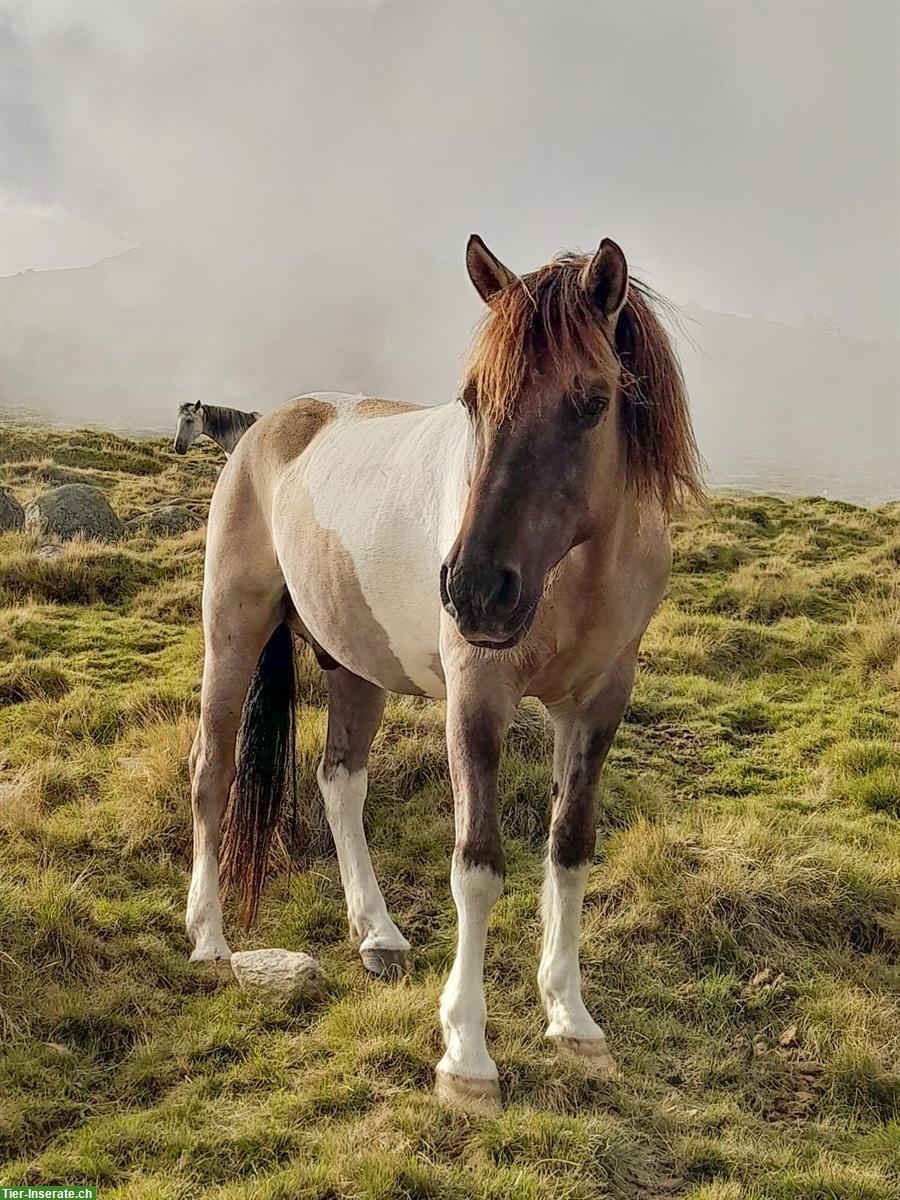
[230,948,325,1003]
[25,483,124,542]
[0,487,24,531]
[125,505,202,536]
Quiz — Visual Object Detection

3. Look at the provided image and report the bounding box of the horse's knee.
[189,730,203,777]
[453,836,504,880]
[549,802,595,869]
[449,856,504,912]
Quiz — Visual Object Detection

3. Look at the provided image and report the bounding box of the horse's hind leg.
[186,571,284,963]
[319,666,410,978]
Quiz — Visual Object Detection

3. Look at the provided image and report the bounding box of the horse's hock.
[24,483,124,542]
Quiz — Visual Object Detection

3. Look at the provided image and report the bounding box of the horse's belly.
[307,540,446,698]
[343,558,446,697]
[274,470,449,699]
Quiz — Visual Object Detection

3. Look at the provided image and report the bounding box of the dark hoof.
[360,947,409,980]
[188,954,233,982]
[551,1034,619,1078]
[434,1069,501,1114]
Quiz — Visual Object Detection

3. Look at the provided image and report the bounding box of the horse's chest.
[526,546,669,704]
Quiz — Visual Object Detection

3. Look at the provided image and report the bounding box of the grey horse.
[173,400,261,456]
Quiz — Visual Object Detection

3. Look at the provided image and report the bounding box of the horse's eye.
[575,388,609,424]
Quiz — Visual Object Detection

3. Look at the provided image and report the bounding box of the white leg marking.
[538,861,604,1040]
[318,762,409,952]
[437,861,502,1081]
[186,831,231,962]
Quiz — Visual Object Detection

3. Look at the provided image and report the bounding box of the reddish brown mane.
[464,252,704,514]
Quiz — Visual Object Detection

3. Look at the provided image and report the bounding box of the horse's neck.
[203,406,250,454]
[576,486,667,601]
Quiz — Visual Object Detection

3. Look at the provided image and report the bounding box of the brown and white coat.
[185,234,702,1112]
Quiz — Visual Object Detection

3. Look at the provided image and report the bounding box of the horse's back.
[227,392,429,471]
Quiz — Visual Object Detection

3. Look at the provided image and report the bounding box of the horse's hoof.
[189,943,231,963]
[188,948,233,979]
[551,1034,618,1078]
[434,1069,501,1115]
[360,947,409,980]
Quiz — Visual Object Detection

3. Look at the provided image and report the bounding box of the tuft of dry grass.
[843,587,900,687]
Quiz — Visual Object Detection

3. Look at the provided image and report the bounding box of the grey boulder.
[125,505,203,537]
[0,488,24,532]
[25,484,123,542]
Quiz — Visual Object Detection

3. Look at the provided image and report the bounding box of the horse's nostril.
[492,567,522,616]
[439,561,455,615]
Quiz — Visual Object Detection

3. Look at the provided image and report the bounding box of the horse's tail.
[221,621,296,928]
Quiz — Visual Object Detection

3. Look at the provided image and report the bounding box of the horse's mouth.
[463,597,540,651]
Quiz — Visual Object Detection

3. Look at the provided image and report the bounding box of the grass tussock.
[0,434,898,1198]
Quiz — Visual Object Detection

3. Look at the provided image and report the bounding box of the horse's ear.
[194,400,202,413]
[466,234,518,304]
[581,238,628,319]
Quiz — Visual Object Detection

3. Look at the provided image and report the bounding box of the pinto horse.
[185,235,702,1112]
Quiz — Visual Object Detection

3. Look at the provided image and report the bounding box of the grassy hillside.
[0,426,897,1200]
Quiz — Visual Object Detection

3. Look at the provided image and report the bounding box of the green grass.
[0,426,898,1198]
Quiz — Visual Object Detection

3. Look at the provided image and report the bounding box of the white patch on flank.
[317,762,409,952]
[291,398,469,697]
[538,861,605,1040]
[437,861,503,1082]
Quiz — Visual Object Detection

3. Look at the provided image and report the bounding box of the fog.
[1,0,898,501]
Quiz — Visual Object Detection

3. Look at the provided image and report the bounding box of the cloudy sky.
[2,0,898,341]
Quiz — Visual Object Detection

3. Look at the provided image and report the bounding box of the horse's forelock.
[463,253,703,515]
[464,254,613,426]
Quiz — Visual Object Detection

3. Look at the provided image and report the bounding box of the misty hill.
[0,244,470,429]
[1,247,897,503]
[681,304,899,505]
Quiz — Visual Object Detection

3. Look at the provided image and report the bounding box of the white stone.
[229,948,324,1002]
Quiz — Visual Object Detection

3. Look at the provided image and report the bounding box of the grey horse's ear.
[581,238,628,319]
[194,400,202,413]
[466,234,518,304]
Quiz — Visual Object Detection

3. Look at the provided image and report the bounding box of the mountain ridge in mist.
[1,246,897,504]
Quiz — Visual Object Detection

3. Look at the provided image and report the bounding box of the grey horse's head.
[174,400,204,454]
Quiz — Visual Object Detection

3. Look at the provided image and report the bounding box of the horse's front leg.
[435,665,516,1114]
[539,658,636,1075]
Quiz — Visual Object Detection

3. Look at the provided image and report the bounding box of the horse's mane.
[198,404,259,442]
[464,252,704,514]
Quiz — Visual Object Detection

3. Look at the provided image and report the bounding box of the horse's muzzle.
[440,556,535,648]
